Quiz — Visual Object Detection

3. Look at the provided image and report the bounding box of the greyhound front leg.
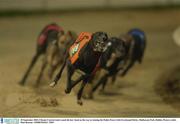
[64,64,75,94]
[49,57,67,87]
[121,61,135,77]
[77,80,87,106]
[92,73,109,93]
[48,64,58,80]
[65,74,85,94]
[70,75,85,89]
[111,74,117,85]
[101,74,109,92]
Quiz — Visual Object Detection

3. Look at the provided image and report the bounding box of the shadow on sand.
[91,80,137,103]
[154,65,180,112]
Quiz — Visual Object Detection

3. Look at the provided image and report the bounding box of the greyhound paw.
[34,83,40,88]
[121,72,126,77]
[82,94,94,100]
[19,81,25,86]
[64,88,71,94]
[99,89,105,95]
[77,100,83,106]
[49,81,56,88]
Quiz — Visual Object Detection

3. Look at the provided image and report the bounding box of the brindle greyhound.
[47,31,77,80]
[50,32,109,105]
[90,37,127,95]
[19,23,65,86]
[91,29,146,94]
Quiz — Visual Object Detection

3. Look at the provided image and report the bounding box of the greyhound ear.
[67,30,72,35]
[67,30,73,39]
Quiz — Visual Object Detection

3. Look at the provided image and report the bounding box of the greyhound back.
[37,24,63,46]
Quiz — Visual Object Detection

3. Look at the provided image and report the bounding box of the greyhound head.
[109,37,126,58]
[91,32,109,52]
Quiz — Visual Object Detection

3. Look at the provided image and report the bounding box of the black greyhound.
[50,32,109,105]
[91,37,127,94]
[91,29,146,94]
[19,23,64,86]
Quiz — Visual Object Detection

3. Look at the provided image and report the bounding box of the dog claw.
[49,81,56,87]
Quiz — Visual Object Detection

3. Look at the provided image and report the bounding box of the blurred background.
[0,0,180,117]
[0,0,180,11]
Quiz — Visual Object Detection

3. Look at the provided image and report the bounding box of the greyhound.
[90,37,127,96]
[47,30,77,80]
[19,23,64,86]
[91,28,146,95]
[50,32,109,105]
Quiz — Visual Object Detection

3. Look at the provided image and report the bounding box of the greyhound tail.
[50,52,68,87]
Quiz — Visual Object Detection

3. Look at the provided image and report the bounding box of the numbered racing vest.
[69,32,92,64]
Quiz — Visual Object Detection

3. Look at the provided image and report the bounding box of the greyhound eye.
[103,37,107,41]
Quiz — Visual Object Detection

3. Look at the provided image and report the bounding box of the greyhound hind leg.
[121,61,135,77]
[19,53,40,85]
[101,75,109,92]
[35,60,47,87]
[92,74,108,93]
